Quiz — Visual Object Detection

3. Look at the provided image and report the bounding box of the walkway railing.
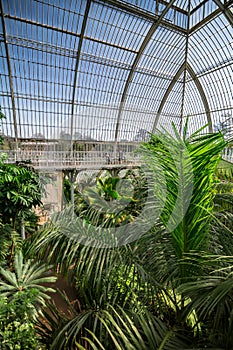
[0,148,142,169]
[1,145,232,169]
[222,147,233,164]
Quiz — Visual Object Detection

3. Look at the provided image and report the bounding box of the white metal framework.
[0,0,232,146]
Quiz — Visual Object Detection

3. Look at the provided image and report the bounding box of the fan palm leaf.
[0,250,56,306]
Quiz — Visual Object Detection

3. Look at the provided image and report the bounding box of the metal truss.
[152,62,212,133]
[0,0,232,143]
[114,0,177,142]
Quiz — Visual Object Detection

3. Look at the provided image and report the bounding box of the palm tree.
[0,250,57,349]
[27,120,233,349]
[0,250,56,307]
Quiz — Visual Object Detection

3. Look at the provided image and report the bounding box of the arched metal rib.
[0,0,19,149]
[187,63,212,132]
[70,0,92,149]
[114,0,177,142]
[179,0,191,135]
[212,0,233,26]
[152,63,213,133]
[152,63,186,133]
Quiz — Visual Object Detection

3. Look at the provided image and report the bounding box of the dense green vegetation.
[0,121,233,349]
[0,251,56,349]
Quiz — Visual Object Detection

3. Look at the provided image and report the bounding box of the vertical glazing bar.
[70,0,92,155]
[0,0,19,151]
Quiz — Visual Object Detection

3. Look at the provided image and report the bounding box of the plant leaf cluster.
[1,119,233,349]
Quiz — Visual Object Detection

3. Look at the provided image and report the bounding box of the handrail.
[222,147,233,164]
[0,148,142,169]
[1,146,232,169]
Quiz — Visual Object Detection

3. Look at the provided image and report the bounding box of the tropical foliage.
[0,158,44,244]
[0,152,56,348]
[73,169,148,228]
[0,251,56,349]
[1,119,233,349]
[0,161,42,226]
[23,121,233,349]
[0,290,41,350]
[0,219,22,269]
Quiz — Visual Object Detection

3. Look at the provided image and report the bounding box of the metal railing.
[222,147,233,164]
[1,145,232,169]
[0,147,142,169]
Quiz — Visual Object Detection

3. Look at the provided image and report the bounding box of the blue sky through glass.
[0,0,232,140]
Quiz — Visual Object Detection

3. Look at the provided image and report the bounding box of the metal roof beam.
[190,0,210,15]
[152,63,213,133]
[187,58,233,79]
[97,0,188,34]
[190,1,233,33]
[187,63,212,132]
[152,63,185,133]
[190,8,222,33]
[70,0,92,150]
[158,1,188,15]
[4,14,81,37]
[4,14,138,54]
[179,0,191,135]
[0,1,19,149]
[99,0,188,16]
[114,0,178,142]
[212,0,233,25]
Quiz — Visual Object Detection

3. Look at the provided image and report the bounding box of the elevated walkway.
[1,146,233,170]
[1,145,232,219]
[0,148,142,171]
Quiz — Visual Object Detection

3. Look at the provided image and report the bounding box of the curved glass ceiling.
[0,0,232,143]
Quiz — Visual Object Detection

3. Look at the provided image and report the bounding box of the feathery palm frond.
[50,304,191,350]
[179,254,233,348]
[139,121,226,281]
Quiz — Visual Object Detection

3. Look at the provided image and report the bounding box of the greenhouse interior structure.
[0,0,233,349]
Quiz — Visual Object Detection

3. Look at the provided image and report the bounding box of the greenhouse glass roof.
[0,0,232,144]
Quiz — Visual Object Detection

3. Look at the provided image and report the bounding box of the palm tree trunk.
[21,220,25,240]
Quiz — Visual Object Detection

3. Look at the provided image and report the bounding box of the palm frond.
[139,125,226,282]
[0,251,56,305]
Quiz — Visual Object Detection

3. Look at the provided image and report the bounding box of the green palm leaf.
[0,251,56,304]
